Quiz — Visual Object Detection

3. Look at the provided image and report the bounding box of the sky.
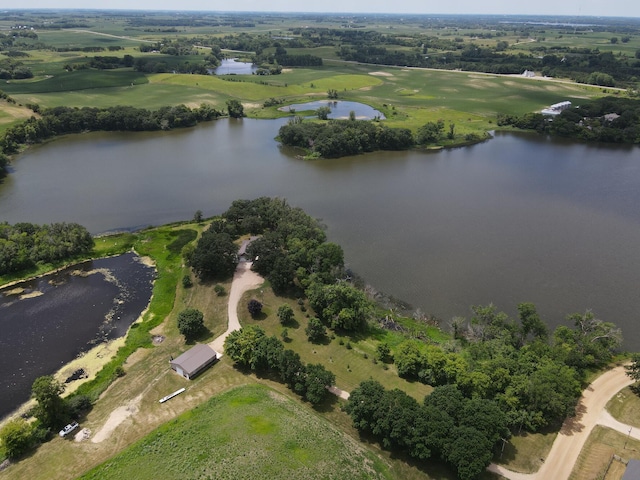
[2,0,639,18]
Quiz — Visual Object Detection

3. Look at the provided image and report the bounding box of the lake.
[0,252,155,419]
[1,119,639,351]
[279,100,385,120]
[213,59,257,75]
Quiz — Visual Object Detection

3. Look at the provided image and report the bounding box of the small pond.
[0,252,155,419]
[279,100,385,120]
[213,58,257,75]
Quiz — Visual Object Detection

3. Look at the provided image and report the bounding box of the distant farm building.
[522,70,535,78]
[541,101,572,116]
[170,344,218,380]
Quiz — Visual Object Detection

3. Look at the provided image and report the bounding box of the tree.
[417,120,444,144]
[187,231,237,280]
[177,308,205,340]
[277,304,294,325]
[226,99,245,118]
[193,209,203,223]
[224,325,266,367]
[305,317,326,343]
[345,380,386,433]
[376,342,392,363]
[31,376,67,429]
[327,88,338,99]
[303,363,335,404]
[316,106,331,120]
[518,302,548,343]
[247,298,263,317]
[445,426,494,480]
[626,353,640,384]
[0,419,33,458]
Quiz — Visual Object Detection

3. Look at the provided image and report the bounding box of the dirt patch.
[75,428,91,442]
[91,394,142,443]
[369,71,393,77]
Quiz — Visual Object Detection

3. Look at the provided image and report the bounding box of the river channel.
[1,118,639,352]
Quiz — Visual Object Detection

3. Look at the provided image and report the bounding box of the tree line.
[224,325,336,405]
[345,381,508,480]
[0,222,94,275]
[0,103,223,172]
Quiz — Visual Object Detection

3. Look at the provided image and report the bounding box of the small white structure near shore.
[541,101,572,116]
[170,344,218,380]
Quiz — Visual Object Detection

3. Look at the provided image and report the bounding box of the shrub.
[248,299,263,317]
[182,275,193,288]
[0,419,33,458]
[214,284,226,296]
[277,304,294,325]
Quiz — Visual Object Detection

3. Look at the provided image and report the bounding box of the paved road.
[489,365,634,480]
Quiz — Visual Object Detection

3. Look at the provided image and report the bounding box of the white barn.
[170,344,218,380]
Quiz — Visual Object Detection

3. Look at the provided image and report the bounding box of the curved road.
[209,260,264,354]
[489,365,634,480]
[215,256,636,480]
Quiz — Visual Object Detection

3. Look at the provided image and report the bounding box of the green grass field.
[79,384,393,480]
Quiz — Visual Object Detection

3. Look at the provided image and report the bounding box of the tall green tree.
[186,231,238,280]
[31,376,67,429]
[177,308,205,340]
[226,99,245,118]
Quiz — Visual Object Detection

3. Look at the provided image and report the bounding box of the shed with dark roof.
[170,344,218,380]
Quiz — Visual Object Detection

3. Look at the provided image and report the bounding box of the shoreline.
[0,251,156,425]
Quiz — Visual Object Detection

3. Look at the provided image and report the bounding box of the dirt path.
[209,260,264,354]
[91,394,142,443]
[489,365,634,480]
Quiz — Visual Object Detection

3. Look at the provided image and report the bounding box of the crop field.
[79,384,393,480]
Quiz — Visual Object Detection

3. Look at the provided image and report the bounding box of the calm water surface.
[1,119,639,350]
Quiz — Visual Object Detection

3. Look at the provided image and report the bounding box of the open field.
[79,384,393,480]
[570,426,640,480]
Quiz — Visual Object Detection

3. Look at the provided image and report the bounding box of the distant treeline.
[0,104,223,169]
[278,118,414,158]
[499,96,640,143]
[0,222,93,275]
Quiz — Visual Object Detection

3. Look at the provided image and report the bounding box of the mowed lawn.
[79,384,393,480]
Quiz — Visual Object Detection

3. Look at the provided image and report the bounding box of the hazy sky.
[3,0,639,18]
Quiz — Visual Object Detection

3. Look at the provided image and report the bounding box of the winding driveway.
[489,364,634,480]
[209,260,264,354]
[213,255,636,480]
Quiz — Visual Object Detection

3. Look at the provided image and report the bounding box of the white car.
[59,421,79,437]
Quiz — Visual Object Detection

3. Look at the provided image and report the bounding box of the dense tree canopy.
[0,222,93,275]
[186,230,237,280]
[345,381,508,480]
[278,118,413,158]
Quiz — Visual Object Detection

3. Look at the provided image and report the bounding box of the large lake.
[1,118,639,349]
